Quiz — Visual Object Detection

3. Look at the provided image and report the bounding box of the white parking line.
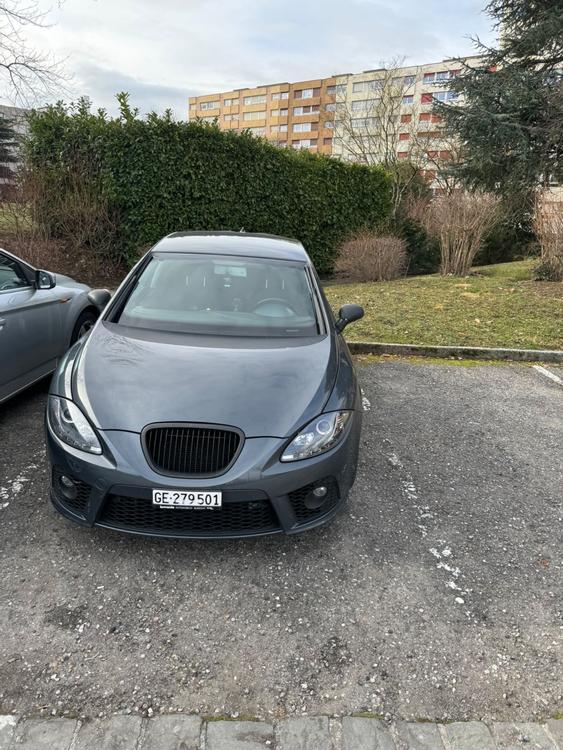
[360,388,371,411]
[532,365,563,386]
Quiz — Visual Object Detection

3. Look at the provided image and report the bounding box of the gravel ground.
[0,361,561,723]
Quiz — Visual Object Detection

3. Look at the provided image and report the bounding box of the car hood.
[72,322,337,438]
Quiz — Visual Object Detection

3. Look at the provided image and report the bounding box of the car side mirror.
[335,303,364,333]
[87,289,112,311]
[36,270,56,290]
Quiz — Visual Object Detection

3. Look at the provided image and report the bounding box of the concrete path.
[1,714,562,749]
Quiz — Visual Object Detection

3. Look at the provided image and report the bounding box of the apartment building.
[187,57,483,187]
[188,77,337,154]
[0,104,29,192]
[332,57,482,185]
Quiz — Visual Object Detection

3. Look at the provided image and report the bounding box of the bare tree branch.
[329,58,430,217]
[0,0,68,106]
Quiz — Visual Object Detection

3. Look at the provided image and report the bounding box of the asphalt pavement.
[0,361,561,724]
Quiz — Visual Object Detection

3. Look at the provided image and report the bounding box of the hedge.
[23,95,392,275]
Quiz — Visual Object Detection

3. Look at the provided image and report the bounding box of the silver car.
[0,248,99,403]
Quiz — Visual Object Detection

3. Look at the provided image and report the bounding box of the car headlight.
[281,411,351,462]
[47,396,102,455]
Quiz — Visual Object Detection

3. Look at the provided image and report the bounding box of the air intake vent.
[143,424,243,476]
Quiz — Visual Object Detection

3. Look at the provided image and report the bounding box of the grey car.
[46,232,365,539]
[0,248,98,404]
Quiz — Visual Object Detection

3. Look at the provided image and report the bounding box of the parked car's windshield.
[116,253,320,337]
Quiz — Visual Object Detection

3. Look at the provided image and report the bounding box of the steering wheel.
[252,297,297,316]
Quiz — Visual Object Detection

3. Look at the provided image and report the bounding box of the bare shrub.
[533,194,563,281]
[336,231,408,282]
[424,191,500,276]
[0,164,124,286]
[0,226,124,287]
[404,193,432,225]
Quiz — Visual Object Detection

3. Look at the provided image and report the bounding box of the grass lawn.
[324,260,563,350]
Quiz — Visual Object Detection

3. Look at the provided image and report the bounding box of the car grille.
[288,477,340,523]
[99,493,280,537]
[143,424,242,476]
[51,468,91,518]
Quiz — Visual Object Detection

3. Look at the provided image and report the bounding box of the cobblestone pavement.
[1,714,562,749]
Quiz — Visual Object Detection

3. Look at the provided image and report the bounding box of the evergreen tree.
[438,0,563,195]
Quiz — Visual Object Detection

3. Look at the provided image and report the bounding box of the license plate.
[152,490,222,508]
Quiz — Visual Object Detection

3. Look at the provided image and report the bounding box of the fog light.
[304,485,328,510]
[59,475,78,501]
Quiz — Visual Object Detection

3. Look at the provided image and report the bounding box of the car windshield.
[116,253,320,337]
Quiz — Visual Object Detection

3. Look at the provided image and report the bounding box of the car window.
[0,254,30,291]
[116,253,320,337]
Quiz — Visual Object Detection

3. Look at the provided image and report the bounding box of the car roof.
[152,231,309,262]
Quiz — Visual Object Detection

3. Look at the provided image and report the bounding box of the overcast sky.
[12,0,495,118]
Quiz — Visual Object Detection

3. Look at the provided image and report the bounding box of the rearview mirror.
[87,289,112,311]
[36,270,56,290]
[335,303,364,333]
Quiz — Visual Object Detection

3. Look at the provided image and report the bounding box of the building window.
[293,104,319,115]
[419,113,442,123]
[351,99,372,111]
[398,132,410,141]
[200,116,217,123]
[401,114,412,123]
[335,84,347,95]
[271,124,288,133]
[295,88,320,99]
[397,151,409,159]
[325,120,334,129]
[424,70,461,85]
[223,98,239,107]
[353,79,384,93]
[272,91,289,100]
[393,74,416,88]
[325,102,336,112]
[431,90,458,102]
[243,110,266,121]
[294,122,312,132]
[271,108,288,118]
[252,111,268,121]
[224,114,239,122]
[421,93,434,104]
[200,101,220,110]
[324,137,332,145]
[246,126,266,135]
[402,95,414,104]
[326,85,336,94]
[243,94,267,105]
[351,116,379,130]
[292,138,317,149]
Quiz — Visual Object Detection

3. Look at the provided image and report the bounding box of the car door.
[0,253,62,401]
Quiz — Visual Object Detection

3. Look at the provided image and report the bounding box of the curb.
[1,714,562,750]
[347,341,563,363]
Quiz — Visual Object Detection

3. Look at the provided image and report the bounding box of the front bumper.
[46,413,361,539]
